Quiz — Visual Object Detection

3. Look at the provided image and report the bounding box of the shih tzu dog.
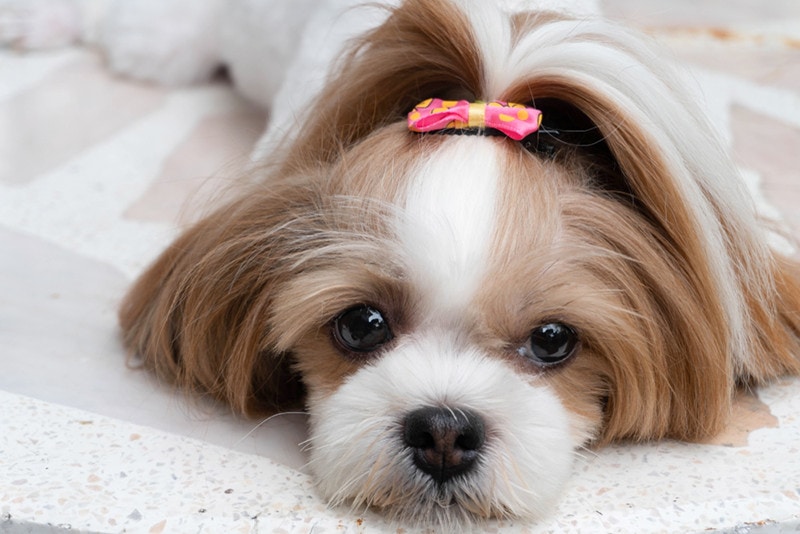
[112,0,800,527]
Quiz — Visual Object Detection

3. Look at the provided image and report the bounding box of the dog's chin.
[305,337,593,526]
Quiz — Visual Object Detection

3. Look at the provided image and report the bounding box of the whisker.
[234,411,307,447]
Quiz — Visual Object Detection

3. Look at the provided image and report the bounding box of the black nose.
[403,406,486,484]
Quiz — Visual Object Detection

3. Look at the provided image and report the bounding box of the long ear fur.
[119,183,312,415]
[499,13,800,439]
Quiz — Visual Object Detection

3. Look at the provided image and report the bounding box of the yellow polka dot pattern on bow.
[407,98,543,141]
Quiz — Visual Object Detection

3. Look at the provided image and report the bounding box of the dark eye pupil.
[527,323,578,365]
[334,305,392,353]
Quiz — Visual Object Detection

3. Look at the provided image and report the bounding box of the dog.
[68,0,799,527]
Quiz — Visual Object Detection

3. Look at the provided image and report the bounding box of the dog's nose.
[403,406,485,484]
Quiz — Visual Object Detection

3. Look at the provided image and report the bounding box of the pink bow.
[408,98,542,141]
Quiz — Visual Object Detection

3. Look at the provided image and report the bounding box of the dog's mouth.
[317,418,516,528]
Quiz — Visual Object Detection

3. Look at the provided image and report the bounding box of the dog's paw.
[99,0,223,85]
[0,0,82,49]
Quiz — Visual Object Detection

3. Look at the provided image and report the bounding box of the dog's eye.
[333,305,393,353]
[519,323,579,367]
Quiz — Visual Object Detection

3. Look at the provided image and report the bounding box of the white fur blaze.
[398,137,499,320]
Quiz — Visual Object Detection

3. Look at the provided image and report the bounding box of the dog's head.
[120,0,800,526]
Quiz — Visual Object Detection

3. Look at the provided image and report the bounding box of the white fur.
[308,334,584,524]
[398,138,499,319]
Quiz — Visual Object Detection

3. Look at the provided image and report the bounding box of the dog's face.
[276,132,604,521]
[119,0,800,527]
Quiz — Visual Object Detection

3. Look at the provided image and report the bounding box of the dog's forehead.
[392,136,565,322]
[396,137,499,315]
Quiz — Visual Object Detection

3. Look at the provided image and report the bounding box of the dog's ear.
[507,74,800,441]
[119,184,311,416]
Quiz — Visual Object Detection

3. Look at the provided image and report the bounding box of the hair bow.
[408,98,542,141]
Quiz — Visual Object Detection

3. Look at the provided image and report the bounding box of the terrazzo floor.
[1,1,799,533]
